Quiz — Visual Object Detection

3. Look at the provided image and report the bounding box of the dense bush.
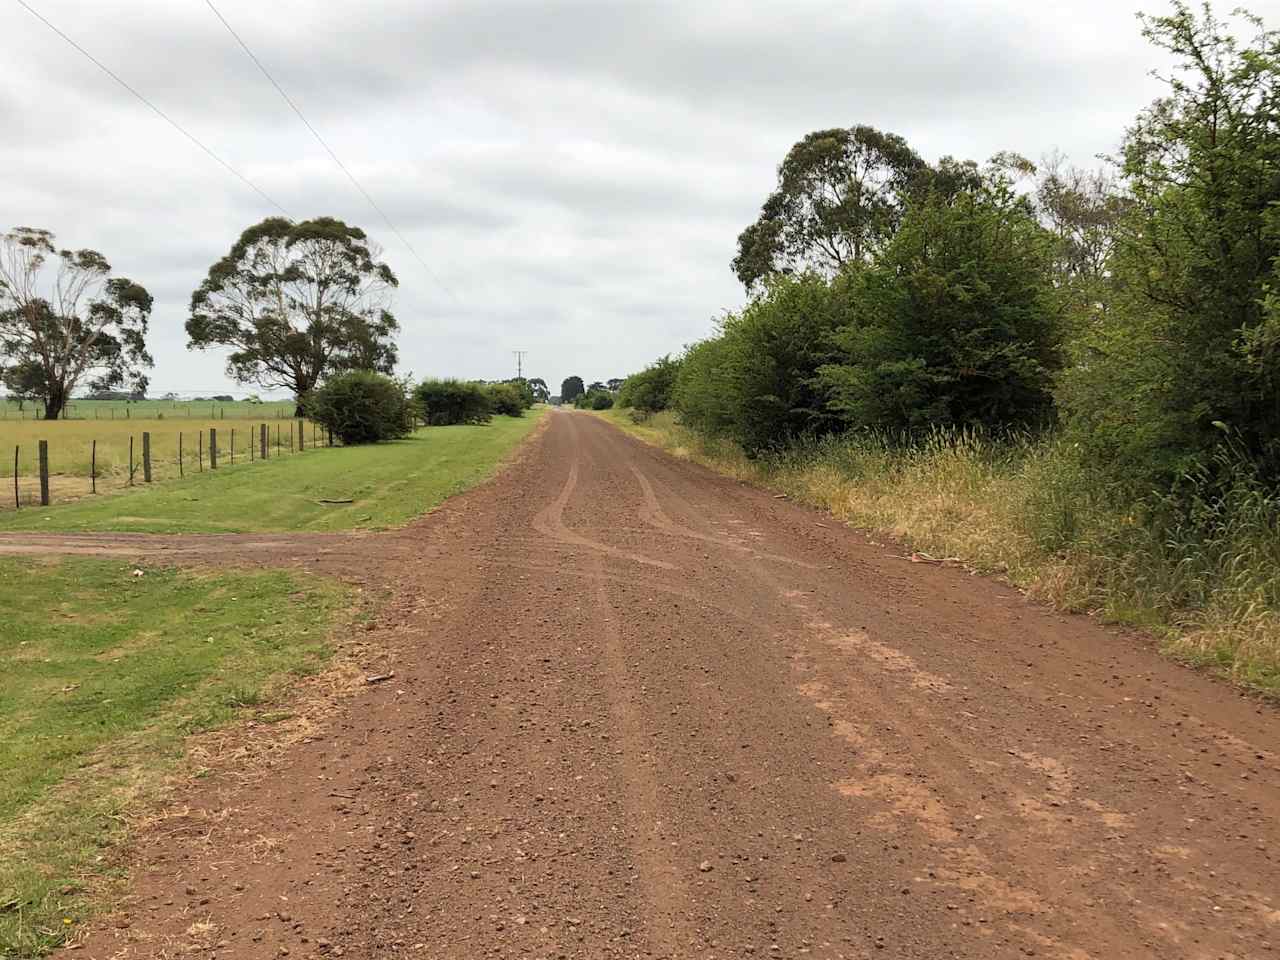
[414,379,492,425]
[486,382,528,417]
[307,371,412,444]
[575,388,614,410]
[817,177,1062,434]
[617,355,681,412]
[1059,6,1280,490]
[670,273,843,454]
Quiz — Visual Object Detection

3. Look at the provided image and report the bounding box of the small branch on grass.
[315,498,355,504]
[364,672,395,684]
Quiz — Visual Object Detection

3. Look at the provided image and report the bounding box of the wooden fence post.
[260,423,268,460]
[128,436,135,486]
[91,439,97,494]
[230,428,235,464]
[13,445,19,509]
[210,428,218,469]
[38,440,49,506]
[199,431,204,472]
[142,432,152,483]
[179,432,184,477]
[297,418,304,451]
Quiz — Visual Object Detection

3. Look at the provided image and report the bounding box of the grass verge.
[0,557,348,956]
[602,409,1280,698]
[0,412,545,534]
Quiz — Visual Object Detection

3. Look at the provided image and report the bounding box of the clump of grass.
[607,409,1280,696]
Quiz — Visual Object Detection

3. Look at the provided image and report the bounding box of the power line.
[203,0,457,299]
[15,0,292,218]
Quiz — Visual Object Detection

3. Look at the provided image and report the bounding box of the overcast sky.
[3,0,1275,397]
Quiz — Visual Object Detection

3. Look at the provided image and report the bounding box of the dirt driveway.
[9,410,1278,959]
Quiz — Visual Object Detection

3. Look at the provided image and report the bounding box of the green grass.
[601,408,1280,698]
[0,557,347,957]
[0,412,544,534]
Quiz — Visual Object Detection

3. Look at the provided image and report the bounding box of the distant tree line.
[619,2,1280,499]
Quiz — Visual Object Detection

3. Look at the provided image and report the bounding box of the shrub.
[414,379,492,425]
[669,273,842,454]
[618,356,682,413]
[486,382,527,417]
[574,388,614,410]
[307,371,412,444]
[817,177,1062,435]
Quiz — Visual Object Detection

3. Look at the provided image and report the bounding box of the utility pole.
[513,350,528,380]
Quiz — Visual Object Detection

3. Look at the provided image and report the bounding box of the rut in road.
[32,409,1280,960]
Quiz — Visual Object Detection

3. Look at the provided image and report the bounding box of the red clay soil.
[13,410,1279,959]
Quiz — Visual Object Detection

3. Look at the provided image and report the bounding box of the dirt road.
[35,410,1280,958]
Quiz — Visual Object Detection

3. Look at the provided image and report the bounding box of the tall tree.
[527,377,550,403]
[560,376,585,403]
[0,227,152,420]
[187,217,399,415]
[733,126,928,288]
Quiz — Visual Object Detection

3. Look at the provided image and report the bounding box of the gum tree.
[187,216,399,416]
[0,226,152,420]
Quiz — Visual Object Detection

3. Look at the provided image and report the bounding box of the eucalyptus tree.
[732,125,928,288]
[0,226,152,420]
[187,216,400,415]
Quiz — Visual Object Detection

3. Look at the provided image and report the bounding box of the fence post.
[276,424,281,456]
[199,431,204,472]
[179,432,184,477]
[13,445,18,509]
[297,418,304,451]
[91,439,97,494]
[210,428,218,469]
[128,436,135,486]
[142,432,152,483]
[231,428,235,464]
[38,440,49,505]
[260,423,268,460]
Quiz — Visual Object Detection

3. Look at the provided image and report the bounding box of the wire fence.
[6,419,336,510]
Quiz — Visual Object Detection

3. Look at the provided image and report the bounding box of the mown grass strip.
[0,412,544,534]
[0,557,348,957]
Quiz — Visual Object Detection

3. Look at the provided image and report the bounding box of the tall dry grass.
[610,411,1280,696]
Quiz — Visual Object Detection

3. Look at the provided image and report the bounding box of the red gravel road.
[48,410,1280,959]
